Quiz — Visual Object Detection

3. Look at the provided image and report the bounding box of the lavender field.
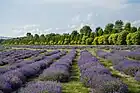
[0,45,140,93]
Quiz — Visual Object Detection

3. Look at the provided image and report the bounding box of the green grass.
[88,48,140,93]
[62,51,90,93]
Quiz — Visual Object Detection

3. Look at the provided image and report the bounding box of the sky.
[0,0,140,37]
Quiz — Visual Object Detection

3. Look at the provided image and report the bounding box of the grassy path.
[62,50,90,93]
[88,48,140,93]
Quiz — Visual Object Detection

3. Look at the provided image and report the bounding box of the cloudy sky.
[0,0,140,37]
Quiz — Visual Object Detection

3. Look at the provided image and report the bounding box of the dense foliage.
[0,39,4,44]
[2,20,140,45]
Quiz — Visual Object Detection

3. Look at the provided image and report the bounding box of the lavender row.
[16,50,75,93]
[0,50,60,75]
[96,50,140,81]
[31,50,60,61]
[0,49,46,66]
[39,49,76,82]
[13,50,68,93]
[16,81,62,93]
[0,49,45,59]
[111,50,140,60]
[0,50,15,59]
[0,51,66,93]
[78,50,128,93]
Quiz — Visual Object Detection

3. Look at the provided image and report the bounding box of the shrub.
[18,81,62,93]
[117,31,129,45]
[126,33,133,45]
[93,37,99,45]
[135,71,140,81]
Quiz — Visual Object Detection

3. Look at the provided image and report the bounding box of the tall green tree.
[98,36,104,45]
[95,27,102,36]
[71,30,78,41]
[131,31,140,45]
[86,38,93,45]
[126,33,133,45]
[124,22,131,32]
[34,34,39,44]
[81,35,88,45]
[98,28,103,36]
[131,27,137,33]
[26,33,32,37]
[93,37,98,45]
[117,31,129,45]
[114,20,124,32]
[90,32,95,38]
[104,23,114,34]
[80,25,92,37]
[39,34,46,44]
[138,27,140,31]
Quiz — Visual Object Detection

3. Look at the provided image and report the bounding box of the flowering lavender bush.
[90,76,128,93]
[96,49,140,78]
[18,64,41,77]
[0,69,26,93]
[0,68,9,75]
[32,50,60,61]
[0,49,47,66]
[79,62,102,72]
[81,66,111,76]
[96,50,111,59]
[18,81,62,93]
[39,67,69,82]
[114,60,140,76]
[0,90,3,93]
[78,50,128,93]
[78,50,98,66]
[0,50,65,76]
[127,52,140,60]
[0,77,12,93]
[111,50,140,60]
[135,71,140,81]
[45,50,60,56]
[39,50,76,82]
[0,51,66,93]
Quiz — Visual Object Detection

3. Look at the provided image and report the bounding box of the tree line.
[2,20,140,45]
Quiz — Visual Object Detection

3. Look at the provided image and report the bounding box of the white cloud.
[95,13,99,17]
[68,24,77,29]
[24,24,40,28]
[87,13,93,21]
[44,28,53,32]
[132,20,140,27]
[123,20,140,27]
[13,24,40,31]
[55,28,61,30]
[12,24,43,37]
[72,15,81,23]
[70,25,77,29]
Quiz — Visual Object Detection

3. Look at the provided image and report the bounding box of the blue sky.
[0,0,140,37]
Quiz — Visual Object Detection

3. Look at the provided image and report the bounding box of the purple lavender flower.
[114,60,140,76]
[0,77,12,93]
[78,50,128,93]
[135,71,140,81]
[39,50,76,82]
[18,81,62,93]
